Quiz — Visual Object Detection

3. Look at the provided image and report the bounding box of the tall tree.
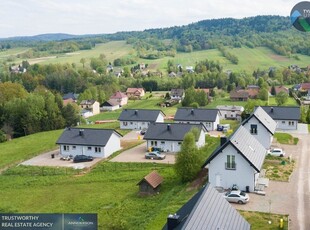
[80,58,86,68]
[174,131,203,183]
[275,91,288,106]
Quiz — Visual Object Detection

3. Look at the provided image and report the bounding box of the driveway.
[276,123,309,135]
[21,150,103,169]
[232,133,309,230]
[110,142,175,164]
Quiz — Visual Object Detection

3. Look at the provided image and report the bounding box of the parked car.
[223,190,250,204]
[140,129,147,135]
[151,147,163,152]
[267,148,285,157]
[73,155,94,163]
[217,124,230,132]
[145,152,166,160]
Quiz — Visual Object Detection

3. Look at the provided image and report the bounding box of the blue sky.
[0,0,302,38]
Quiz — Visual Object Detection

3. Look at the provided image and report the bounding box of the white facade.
[275,119,298,130]
[101,104,120,111]
[146,129,205,153]
[120,113,164,130]
[242,116,273,149]
[175,115,220,131]
[208,144,259,192]
[59,132,121,158]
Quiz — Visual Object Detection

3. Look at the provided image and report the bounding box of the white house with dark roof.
[174,108,220,131]
[100,100,120,111]
[118,109,165,130]
[242,106,277,149]
[216,105,244,121]
[162,183,250,230]
[56,128,122,158]
[203,125,266,192]
[143,123,206,153]
[259,106,300,130]
[170,89,185,102]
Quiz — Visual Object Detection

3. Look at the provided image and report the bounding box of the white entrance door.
[215,174,221,187]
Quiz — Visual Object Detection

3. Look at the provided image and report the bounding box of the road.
[296,134,310,230]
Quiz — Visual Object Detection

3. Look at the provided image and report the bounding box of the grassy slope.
[17,41,310,73]
[0,129,62,170]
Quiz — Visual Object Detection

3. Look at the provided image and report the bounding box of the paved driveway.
[110,142,175,164]
[232,133,309,230]
[21,149,103,169]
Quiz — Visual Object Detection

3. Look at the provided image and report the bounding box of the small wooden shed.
[137,171,163,195]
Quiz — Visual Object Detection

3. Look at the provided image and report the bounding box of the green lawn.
[0,129,62,170]
[274,133,299,145]
[240,211,288,230]
[14,42,310,73]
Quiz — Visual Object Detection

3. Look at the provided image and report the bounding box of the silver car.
[224,190,250,204]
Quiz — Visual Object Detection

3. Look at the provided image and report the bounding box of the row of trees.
[0,82,80,140]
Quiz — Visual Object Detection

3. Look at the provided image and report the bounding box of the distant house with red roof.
[126,88,145,99]
[270,86,289,95]
[301,83,310,95]
[109,91,128,106]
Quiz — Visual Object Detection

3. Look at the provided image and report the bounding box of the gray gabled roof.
[243,106,277,135]
[56,128,122,146]
[162,183,250,230]
[118,109,165,122]
[259,106,300,120]
[174,108,220,122]
[144,123,206,142]
[203,126,266,172]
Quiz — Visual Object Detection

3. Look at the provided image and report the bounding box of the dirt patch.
[28,56,57,64]
[269,54,289,62]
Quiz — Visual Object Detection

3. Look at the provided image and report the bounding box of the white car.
[224,190,250,204]
[267,148,285,157]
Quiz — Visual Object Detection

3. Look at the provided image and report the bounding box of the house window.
[151,141,154,146]
[63,145,69,151]
[161,141,165,144]
[250,124,257,135]
[178,142,182,145]
[123,122,128,126]
[95,147,101,153]
[87,147,92,151]
[282,121,285,124]
[289,121,294,126]
[72,146,76,150]
[154,141,157,146]
[225,155,236,170]
[130,122,133,125]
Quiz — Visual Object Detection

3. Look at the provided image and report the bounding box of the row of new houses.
[56,106,300,160]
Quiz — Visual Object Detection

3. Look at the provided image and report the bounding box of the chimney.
[167,124,171,131]
[167,214,180,230]
[271,107,274,113]
[79,129,84,136]
[220,137,227,146]
[135,110,138,115]
[191,109,194,115]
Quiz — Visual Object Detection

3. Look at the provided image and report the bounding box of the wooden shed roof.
[137,171,163,189]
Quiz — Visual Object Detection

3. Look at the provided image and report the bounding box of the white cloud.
[0,0,303,37]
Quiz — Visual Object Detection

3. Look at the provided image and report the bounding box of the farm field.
[10,41,310,73]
